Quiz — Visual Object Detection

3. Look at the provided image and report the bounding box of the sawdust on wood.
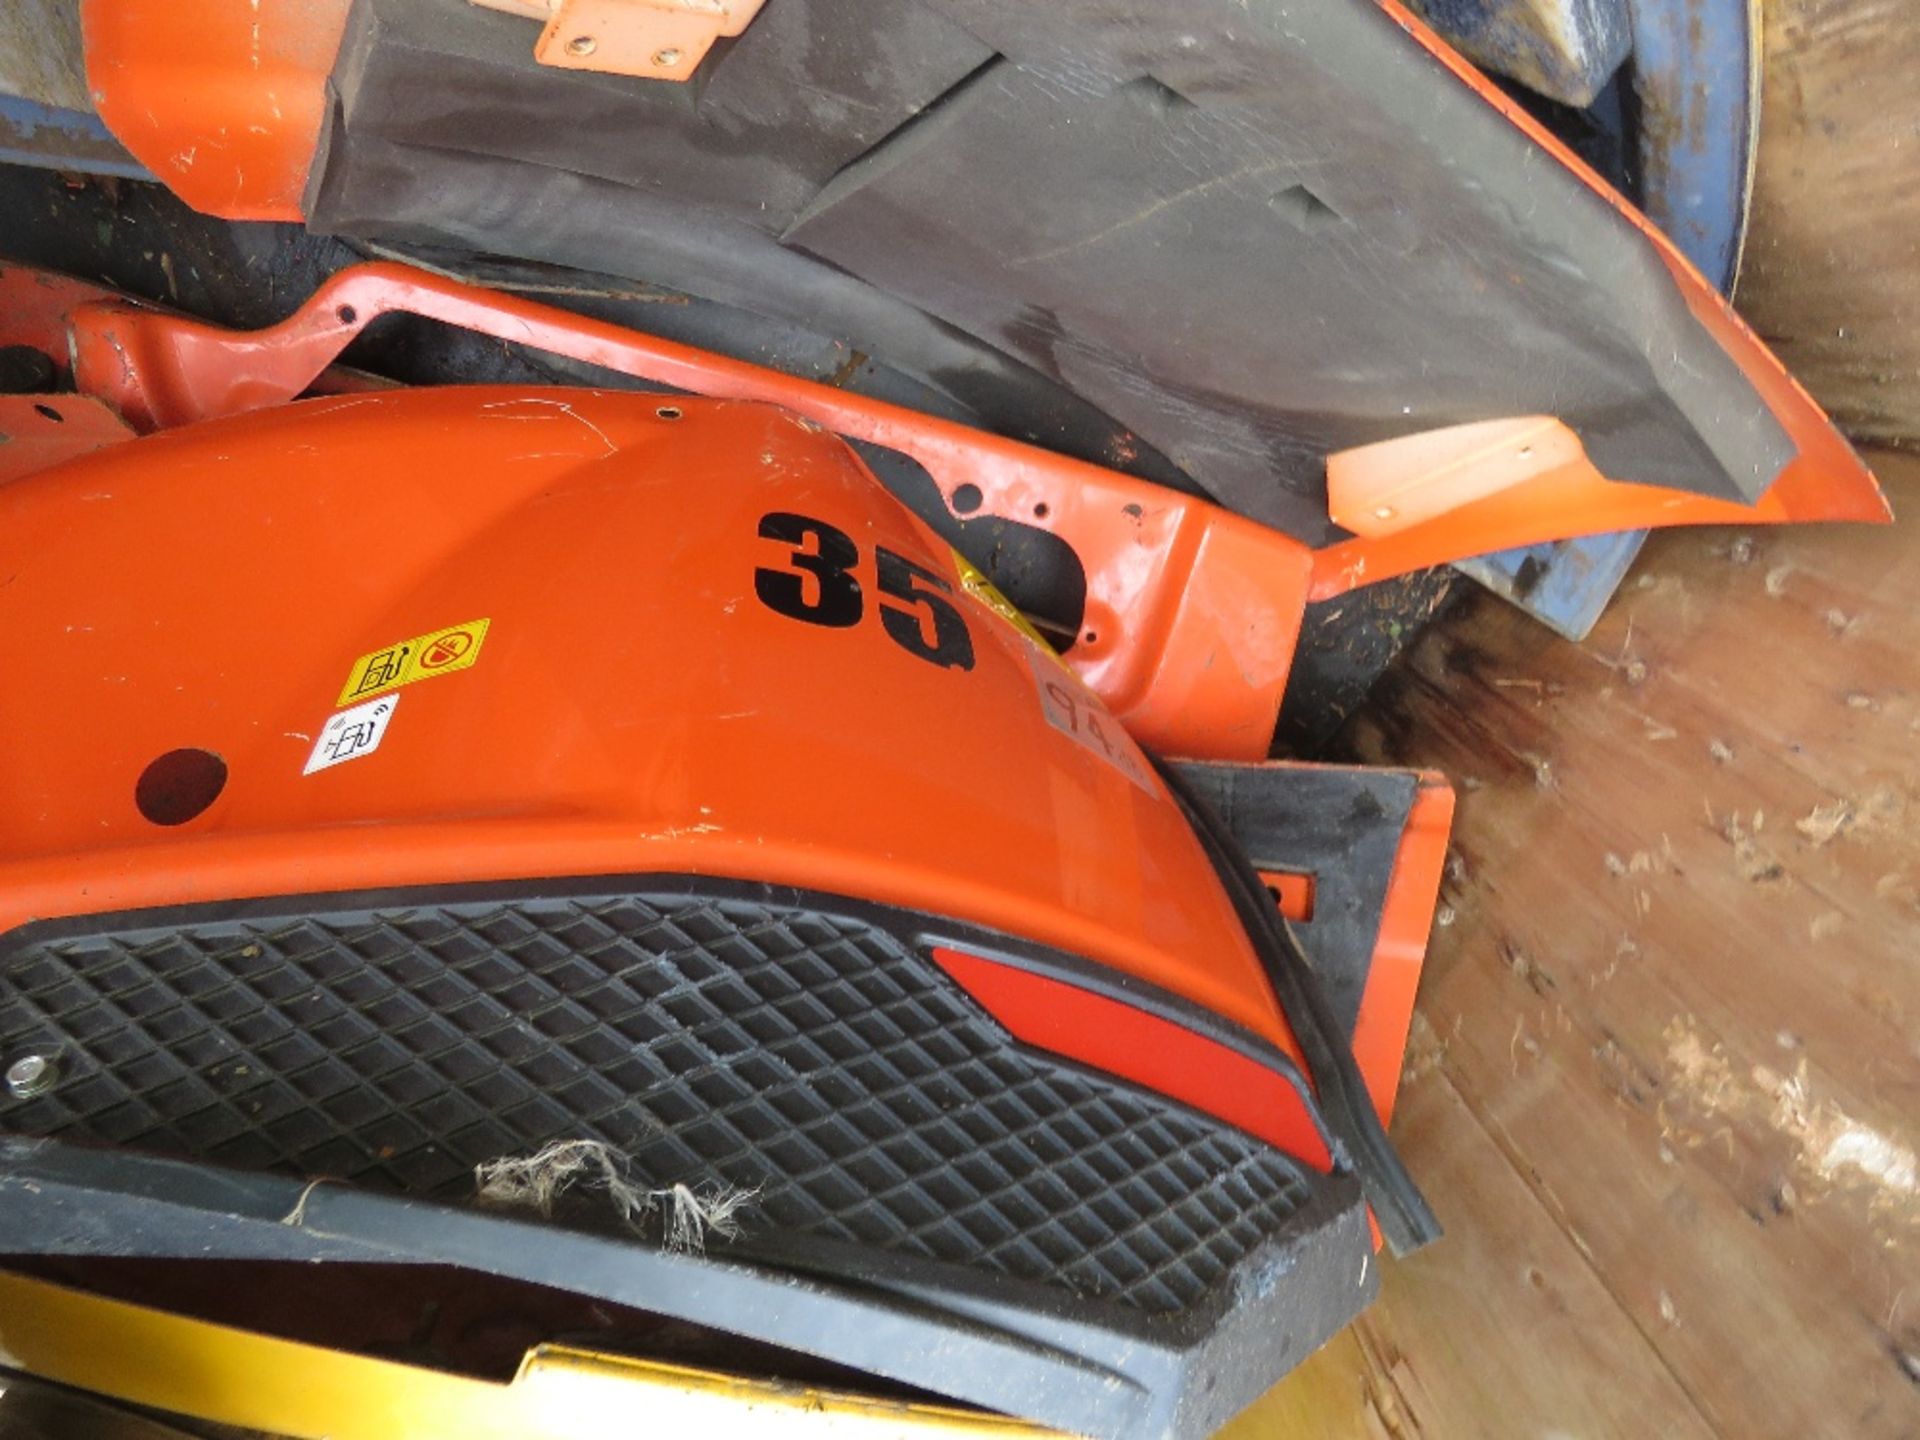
[1714,807,1786,884]
[1662,1019,1917,1231]
[1796,800,1854,847]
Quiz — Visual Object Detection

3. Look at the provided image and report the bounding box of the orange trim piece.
[81,0,352,221]
[1310,415,1890,600]
[1344,774,1453,1127]
[1328,416,1588,535]
[60,260,1313,761]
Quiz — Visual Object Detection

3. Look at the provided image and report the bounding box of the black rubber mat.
[0,882,1314,1314]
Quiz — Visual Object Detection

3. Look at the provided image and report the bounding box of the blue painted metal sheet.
[1453,0,1755,640]
[0,95,152,181]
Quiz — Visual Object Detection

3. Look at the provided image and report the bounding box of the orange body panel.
[1343,0,1888,578]
[81,0,352,221]
[8,252,1884,790]
[0,387,1318,1085]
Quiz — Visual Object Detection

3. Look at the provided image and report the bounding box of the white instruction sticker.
[304,694,399,775]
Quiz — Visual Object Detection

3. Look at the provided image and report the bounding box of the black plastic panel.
[1173,762,1421,1038]
[0,882,1312,1314]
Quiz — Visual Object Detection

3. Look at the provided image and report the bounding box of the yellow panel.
[0,1271,1064,1439]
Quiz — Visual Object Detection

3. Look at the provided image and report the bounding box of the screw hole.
[656,405,683,421]
[652,46,682,66]
[951,482,983,515]
[33,402,62,423]
[567,34,598,56]
[335,305,357,325]
[1032,502,1050,520]
[136,748,228,827]
[1083,629,1098,644]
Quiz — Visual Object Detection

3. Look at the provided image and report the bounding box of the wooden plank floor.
[1740,0,1920,448]
[1228,451,1920,1438]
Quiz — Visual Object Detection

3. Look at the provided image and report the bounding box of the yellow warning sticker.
[337,618,491,706]
[950,551,1065,664]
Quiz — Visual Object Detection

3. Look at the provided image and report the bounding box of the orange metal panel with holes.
[44,260,1315,761]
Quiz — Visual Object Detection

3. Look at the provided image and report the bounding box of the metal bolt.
[567,34,598,56]
[6,1054,57,1100]
[652,46,682,66]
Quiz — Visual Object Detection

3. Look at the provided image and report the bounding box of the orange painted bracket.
[1310,415,1890,601]
[48,260,1313,762]
[472,0,769,81]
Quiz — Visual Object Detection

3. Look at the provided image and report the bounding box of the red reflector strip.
[930,947,1334,1173]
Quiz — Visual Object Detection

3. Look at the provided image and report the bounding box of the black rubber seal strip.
[1152,755,1442,1256]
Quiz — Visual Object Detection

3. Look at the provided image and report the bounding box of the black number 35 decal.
[754,512,976,671]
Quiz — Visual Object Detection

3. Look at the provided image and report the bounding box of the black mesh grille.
[0,888,1313,1312]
